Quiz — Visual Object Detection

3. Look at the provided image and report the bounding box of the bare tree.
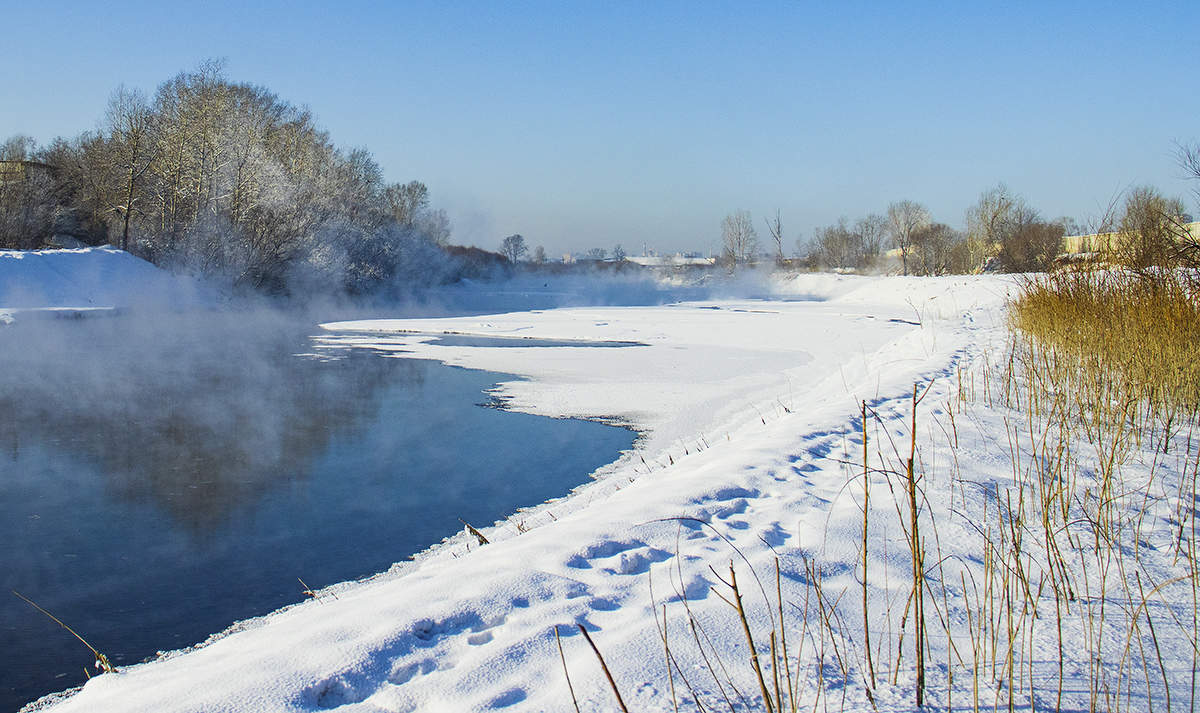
[908,222,963,276]
[764,210,784,265]
[1175,142,1200,267]
[965,185,1014,246]
[854,213,887,267]
[1113,186,1190,272]
[721,209,758,266]
[105,86,158,251]
[1056,216,1082,238]
[965,184,1045,270]
[38,132,111,244]
[531,245,547,264]
[1179,141,1200,200]
[500,234,527,263]
[1,134,37,161]
[416,208,451,246]
[0,135,60,248]
[802,214,889,271]
[806,217,858,269]
[384,180,429,227]
[886,200,930,275]
[994,218,1063,273]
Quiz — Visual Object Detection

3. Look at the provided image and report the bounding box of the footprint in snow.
[606,547,672,575]
[566,538,671,574]
[588,597,620,612]
[664,574,712,603]
[759,522,791,548]
[486,688,528,708]
[704,497,749,519]
[312,675,371,709]
[388,659,438,686]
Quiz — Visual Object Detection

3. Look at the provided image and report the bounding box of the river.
[0,309,635,710]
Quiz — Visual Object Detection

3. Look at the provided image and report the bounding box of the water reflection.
[0,310,635,710]
[0,313,408,531]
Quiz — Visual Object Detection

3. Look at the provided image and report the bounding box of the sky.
[3,1,1198,256]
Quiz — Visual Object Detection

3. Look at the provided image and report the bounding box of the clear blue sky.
[4,1,1197,256]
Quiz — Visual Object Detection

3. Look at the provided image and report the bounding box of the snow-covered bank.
[23,256,1194,713]
[24,269,1038,712]
[0,247,213,322]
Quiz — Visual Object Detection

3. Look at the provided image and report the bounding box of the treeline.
[0,61,490,295]
[793,187,1077,275]
[783,179,1195,275]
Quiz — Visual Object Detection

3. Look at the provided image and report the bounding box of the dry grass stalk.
[577,624,630,713]
[905,384,927,708]
[727,563,775,713]
[12,589,117,675]
[860,400,876,690]
[555,625,583,713]
[458,517,490,545]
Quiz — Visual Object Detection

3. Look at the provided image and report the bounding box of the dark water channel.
[0,310,635,711]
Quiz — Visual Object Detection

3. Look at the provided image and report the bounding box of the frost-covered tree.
[27,60,456,295]
[104,86,157,251]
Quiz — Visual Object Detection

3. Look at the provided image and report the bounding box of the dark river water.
[0,310,635,711]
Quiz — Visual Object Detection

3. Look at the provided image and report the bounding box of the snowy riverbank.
[0,247,213,323]
[18,251,1193,713]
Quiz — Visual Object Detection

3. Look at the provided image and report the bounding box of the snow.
[11,253,1193,712]
[0,247,213,322]
[318,274,1012,461]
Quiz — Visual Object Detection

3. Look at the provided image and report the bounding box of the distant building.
[1063,222,1200,254]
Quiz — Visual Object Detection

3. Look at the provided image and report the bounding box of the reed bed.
[1009,269,1200,424]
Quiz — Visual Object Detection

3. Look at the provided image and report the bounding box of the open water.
[0,310,635,710]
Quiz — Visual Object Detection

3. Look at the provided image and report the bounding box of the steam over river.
[0,311,635,711]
